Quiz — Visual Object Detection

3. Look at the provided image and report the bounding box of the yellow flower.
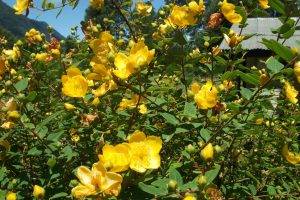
[158,20,173,35]
[6,192,17,200]
[188,0,205,14]
[7,111,20,119]
[212,46,222,56]
[13,0,30,15]
[92,80,117,97]
[168,5,197,27]
[25,29,43,44]
[136,2,153,16]
[294,61,300,83]
[87,63,111,81]
[118,95,147,114]
[64,103,76,111]
[51,49,60,57]
[255,118,264,125]
[91,97,100,106]
[200,143,214,161]
[138,104,148,114]
[282,144,300,165]
[113,41,154,79]
[220,0,242,24]
[3,46,21,62]
[71,162,122,199]
[127,130,162,173]
[1,121,15,129]
[284,81,298,104]
[33,185,45,199]
[88,32,114,81]
[89,0,104,10]
[130,40,155,68]
[194,81,218,109]
[113,53,136,79]
[99,144,131,172]
[183,194,197,200]
[219,80,234,91]
[35,53,48,62]
[259,0,270,9]
[188,82,201,96]
[224,30,244,47]
[61,67,88,98]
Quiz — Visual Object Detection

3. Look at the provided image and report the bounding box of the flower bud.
[168,179,177,191]
[33,185,45,199]
[64,103,76,111]
[5,80,12,86]
[204,41,210,47]
[10,69,17,75]
[7,111,20,119]
[200,143,214,161]
[183,193,197,200]
[186,144,196,153]
[47,158,56,168]
[159,10,165,16]
[6,192,17,200]
[197,175,207,186]
[214,145,222,153]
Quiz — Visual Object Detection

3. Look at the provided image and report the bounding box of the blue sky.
[5,0,164,37]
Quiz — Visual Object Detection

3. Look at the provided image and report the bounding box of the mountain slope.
[0,0,64,40]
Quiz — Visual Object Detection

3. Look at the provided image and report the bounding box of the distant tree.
[84,0,133,39]
[0,26,16,48]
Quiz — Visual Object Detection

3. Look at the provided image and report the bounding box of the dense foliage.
[1,0,300,199]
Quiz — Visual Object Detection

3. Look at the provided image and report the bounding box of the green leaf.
[61,145,77,161]
[282,27,295,39]
[262,39,294,62]
[14,78,28,92]
[35,125,48,139]
[47,130,64,142]
[138,182,168,196]
[27,147,42,156]
[49,192,68,199]
[221,70,240,81]
[235,6,247,25]
[160,113,179,125]
[38,111,64,127]
[183,102,197,118]
[267,185,277,196]
[266,57,284,74]
[240,87,253,100]
[200,128,212,142]
[169,168,183,187]
[25,91,37,102]
[0,167,6,180]
[239,72,260,86]
[269,0,285,14]
[204,164,221,186]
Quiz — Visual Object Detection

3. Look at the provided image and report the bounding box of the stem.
[111,0,137,42]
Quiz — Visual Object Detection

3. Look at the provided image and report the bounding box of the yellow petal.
[62,75,88,98]
[101,172,123,196]
[76,166,93,186]
[99,144,130,172]
[201,143,214,161]
[282,144,300,165]
[67,67,82,77]
[71,184,96,199]
[128,130,146,143]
